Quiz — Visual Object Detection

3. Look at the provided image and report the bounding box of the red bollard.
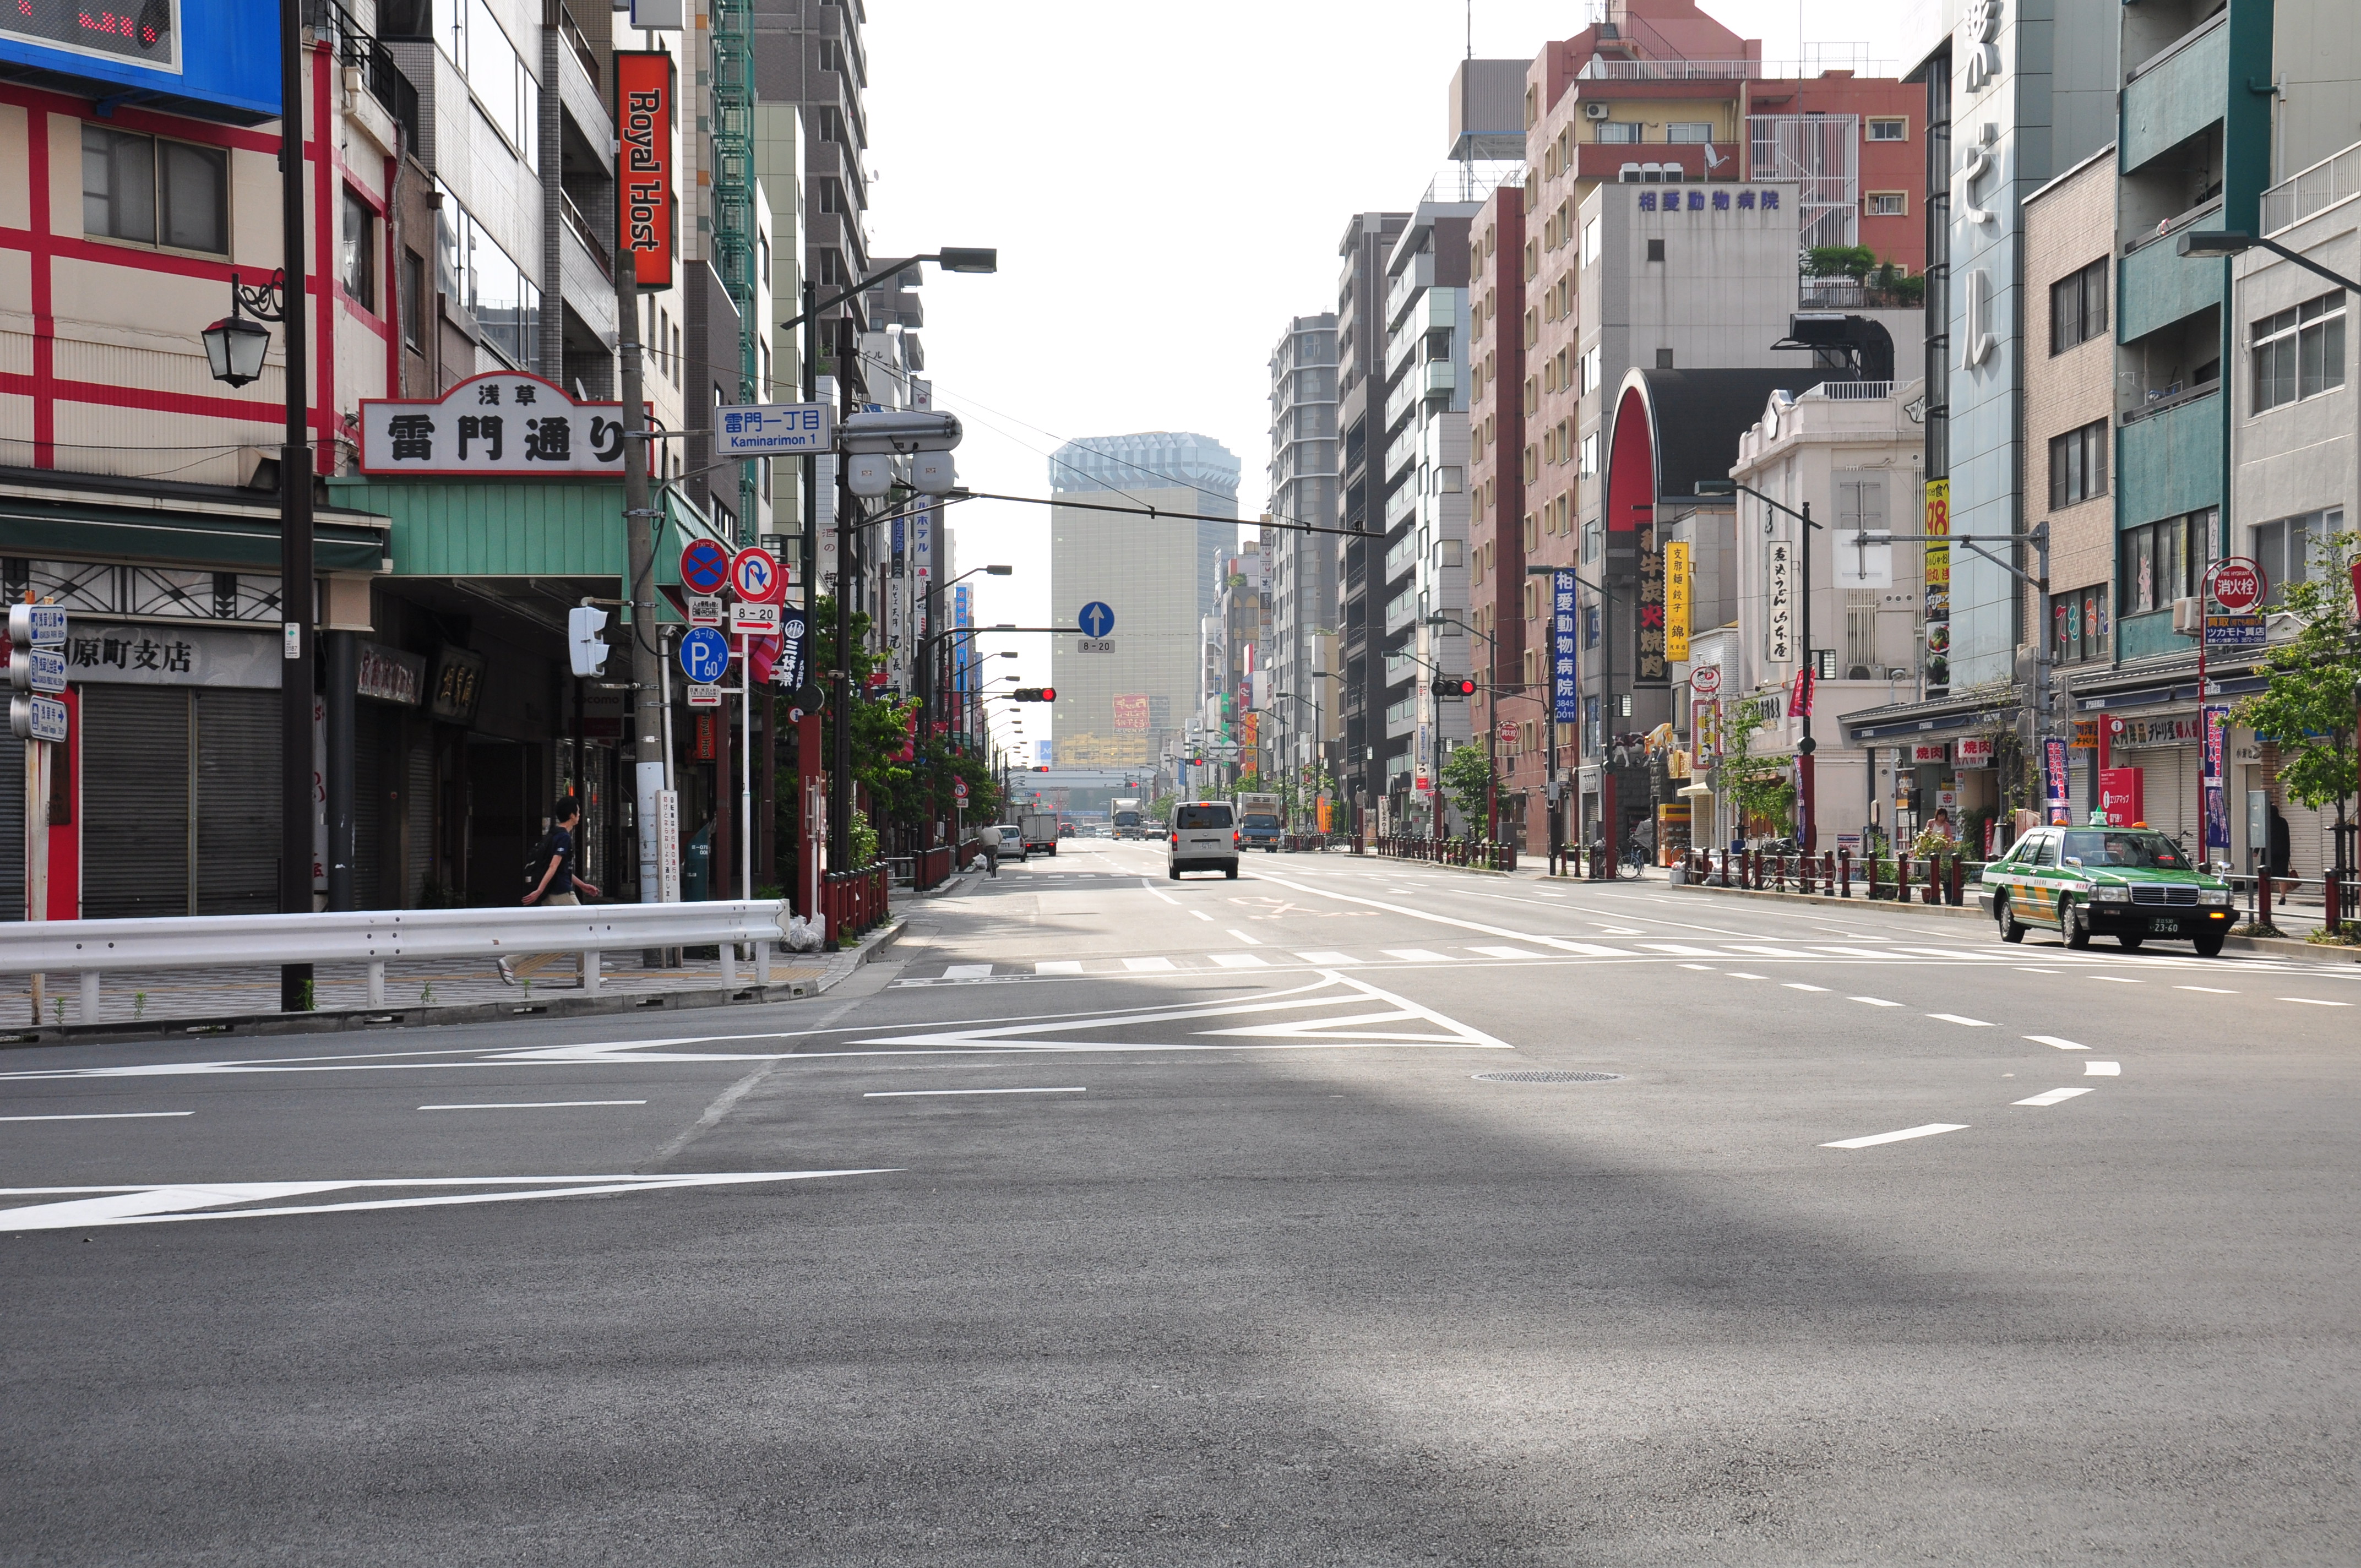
[1839,847,1852,899]
[1925,854,1941,906]
[1948,856,1965,907]
[1897,851,1911,900]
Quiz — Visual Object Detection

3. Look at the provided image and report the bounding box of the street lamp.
[200,273,280,387]
[1696,478,1824,854]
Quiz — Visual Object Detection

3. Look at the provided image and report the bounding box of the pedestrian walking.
[978,824,1001,878]
[499,798,600,987]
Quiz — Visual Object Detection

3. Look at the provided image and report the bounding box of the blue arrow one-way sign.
[1077,601,1115,638]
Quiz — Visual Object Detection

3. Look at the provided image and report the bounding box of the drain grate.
[1472,1069,1623,1084]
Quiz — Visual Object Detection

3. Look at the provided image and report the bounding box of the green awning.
[0,494,389,574]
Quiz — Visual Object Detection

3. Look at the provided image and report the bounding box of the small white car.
[1168,801,1240,880]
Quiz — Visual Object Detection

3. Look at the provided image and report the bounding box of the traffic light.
[1442,677,1476,698]
[567,605,610,677]
[1011,687,1058,703]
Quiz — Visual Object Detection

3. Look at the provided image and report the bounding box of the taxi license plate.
[2150,917,2183,933]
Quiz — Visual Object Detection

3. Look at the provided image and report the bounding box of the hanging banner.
[1551,569,1579,723]
[2202,704,2230,851]
[2043,734,2070,825]
[1693,698,1721,758]
[1664,540,1691,663]
[616,51,676,291]
[1923,479,1951,696]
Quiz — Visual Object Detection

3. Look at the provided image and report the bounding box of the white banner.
[1765,538,1795,665]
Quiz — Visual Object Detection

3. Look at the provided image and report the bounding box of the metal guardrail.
[0,901,800,1017]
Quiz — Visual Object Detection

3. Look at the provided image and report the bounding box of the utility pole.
[275,0,315,1010]
[619,192,663,916]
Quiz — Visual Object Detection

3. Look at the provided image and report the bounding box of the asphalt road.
[6,839,2359,1565]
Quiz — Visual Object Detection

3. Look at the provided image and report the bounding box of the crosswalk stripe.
[1209,953,1269,968]
[1034,961,1083,974]
[1123,956,1178,972]
[1638,943,1720,955]
[1468,945,1543,959]
[1295,951,1361,965]
[943,965,993,979]
[1382,949,1452,962]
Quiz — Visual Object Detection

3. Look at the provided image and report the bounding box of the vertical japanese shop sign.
[617,52,675,290]
[2043,734,2070,825]
[1635,524,1668,687]
[1663,540,1691,663]
[2202,704,2230,851]
[1552,569,1579,723]
[1923,478,1951,696]
[1765,537,1794,665]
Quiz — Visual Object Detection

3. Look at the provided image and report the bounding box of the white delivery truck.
[1235,792,1284,852]
[1021,812,1062,857]
[1111,798,1145,839]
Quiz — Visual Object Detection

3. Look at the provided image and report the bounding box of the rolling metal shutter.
[0,737,21,920]
[81,685,191,919]
[193,689,280,915]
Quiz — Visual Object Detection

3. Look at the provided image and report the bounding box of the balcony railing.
[1799,379,1896,401]
[558,4,601,82]
[2264,140,2361,236]
[561,189,611,277]
[307,0,420,150]
[1800,276,1919,310]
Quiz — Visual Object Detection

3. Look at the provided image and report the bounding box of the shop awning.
[0,487,390,575]
[1842,685,2028,744]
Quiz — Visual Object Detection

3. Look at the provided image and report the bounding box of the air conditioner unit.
[2171,595,2203,635]
[1618,163,1642,183]
[1584,101,1612,120]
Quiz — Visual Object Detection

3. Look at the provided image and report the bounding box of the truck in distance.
[1236,792,1283,852]
[1021,812,1062,857]
[1111,798,1145,839]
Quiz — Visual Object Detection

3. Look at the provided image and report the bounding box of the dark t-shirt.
[539,825,575,897]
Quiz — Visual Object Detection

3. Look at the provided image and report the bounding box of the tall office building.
[1335,211,1412,817]
[1265,315,1340,787]
[1048,434,1241,770]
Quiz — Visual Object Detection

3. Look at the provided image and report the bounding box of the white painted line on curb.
[1035,961,1083,974]
[863,1087,1087,1098]
[2014,1087,2093,1107]
[1849,997,1901,1007]
[1928,1014,1992,1027]
[0,1111,193,1122]
[1123,957,1178,972]
[418,1101,649,1110]
[1822,1123,1969,1149]
[944,965,993,979]
[2026,1035,2090,1050]
[2084,1061,2121,1076]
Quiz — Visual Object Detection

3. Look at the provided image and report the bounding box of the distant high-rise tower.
[1048,433,1241,770]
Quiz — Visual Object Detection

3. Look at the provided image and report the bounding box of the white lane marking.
[2083,1061,2121,1076]
[1596,927,1647,935]
[1225,929,1263,946]
[1849,997,1901,1007]
[1816,946,1913,959]
[1188,910,1214,922]
[0,1111,193,1122]
[1732,945,1817,959]
[1210,953,1270,968]
[1035,961,1084,974]
[1638,943,1721,956]
[2092,976,2141,984]
[2026,1035,2090,1050]
[863,1087,1086,1098]
[2282,997,2350,1006]
[1821,1123,1968,1150]
[418,1100,648,1110]
[1679,963,1717,972]
[1383,949,1453,962]
[1249,870,1671,959]
[1727,972,1767,980]
[2015,967,2061,973]
[1143,880,1179,906]
[1784,983,1831,992]
[1468,945,1544,959]
[0,1170,893,1231]
[1927,1014,1992,1027]
[2175,986,2238,993]
[943,965,994,979]
[2014,1087,2093,1107]
[1295,951,1362,965]
[1544,941,1640,956]
[1123,956,1178,972]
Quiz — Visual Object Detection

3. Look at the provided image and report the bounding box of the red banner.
[616,52,674,290]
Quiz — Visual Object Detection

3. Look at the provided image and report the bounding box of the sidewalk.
[0,911,911,1049]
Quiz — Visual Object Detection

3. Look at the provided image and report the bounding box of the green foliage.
[2233,526,2361,904]
[1718,703,1796,836]
[848,807,880,869]
[1232,770,1263,796]
[1805,244,1877,280]
[1440,743,1493,835]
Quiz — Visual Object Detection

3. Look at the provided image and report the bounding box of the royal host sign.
[617,51,676,290]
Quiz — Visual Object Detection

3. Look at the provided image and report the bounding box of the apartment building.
[1264,314,1338,792]
[1334,211,1410,820]
[1467,182,1532,846]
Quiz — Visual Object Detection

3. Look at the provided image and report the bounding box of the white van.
[1168,800,1239,880]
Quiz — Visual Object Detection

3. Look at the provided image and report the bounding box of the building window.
[2253,291,2347,412]
[2049,585,2111,664]
[2251,507,2342,605]
[1646,238,1665,263]
[1596,122,1642,144]
[436,181,540,366]
[1582,216,1601,266]
[1655,348,1674,369]
[1867,117,1908,141]
[461,0,538,164]
[401,249,426,350]
[2048,259,2108,354]
[81,124,228,254]
[1579,432,1600,476]
[1666,122,1713,144]
[2119,510,2209,616]
[2047,419,2108,509]
[1866,191,1908,216]
[340,187,376,310]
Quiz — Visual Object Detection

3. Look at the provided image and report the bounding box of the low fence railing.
[823,866,890,939]
[1372,835,1518,872]
[0,900,805,1018]
[1671,848,1982,905]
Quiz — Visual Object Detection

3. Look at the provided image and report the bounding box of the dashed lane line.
[2026,1035,2090,1050]
[1850,997,1901,1007]
[2282,997,2350,1006]
[1823,1123,1968,1150]
[1928,1014,1993,1027]
[863,1087,1087,1098]
[1785,983,1831,992]
[1226,929,1263,946]
[2084,1061,2121,1076]
[2014,1087,2093,1107]
[0,1111,193,1122]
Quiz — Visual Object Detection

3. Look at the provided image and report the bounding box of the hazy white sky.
[864,1,1921,747]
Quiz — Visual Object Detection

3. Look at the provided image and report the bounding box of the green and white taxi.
[1981,824,2234,955]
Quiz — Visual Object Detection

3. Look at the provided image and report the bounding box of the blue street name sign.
[679,627,732,684]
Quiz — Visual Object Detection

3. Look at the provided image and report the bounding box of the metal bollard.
[1897,851,1911,900]
[368,961,386,1006]
[720,942,737,993]
[1925,854,1941,906]
[1948,857,1965,907]
[581,950,601,995]
[1838,848,1851,899]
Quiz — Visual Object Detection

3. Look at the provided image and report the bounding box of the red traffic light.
[1011,687,1058,703]
[1451,678,1477,696]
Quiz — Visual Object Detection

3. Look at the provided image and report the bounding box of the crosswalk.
[898,938,2058,983]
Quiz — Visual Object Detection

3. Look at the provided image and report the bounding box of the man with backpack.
[498,798,600,986]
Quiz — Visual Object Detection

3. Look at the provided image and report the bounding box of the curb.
[1671,879,2361,963]
[0,918,908,1053]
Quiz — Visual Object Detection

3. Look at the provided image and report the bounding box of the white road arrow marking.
[0,1169,891,1231]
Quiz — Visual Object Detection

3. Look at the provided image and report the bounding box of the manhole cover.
[1471,1070,1623,1084]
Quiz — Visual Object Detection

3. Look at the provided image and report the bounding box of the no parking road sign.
[680,538,731,596]
[679,627,732,684]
